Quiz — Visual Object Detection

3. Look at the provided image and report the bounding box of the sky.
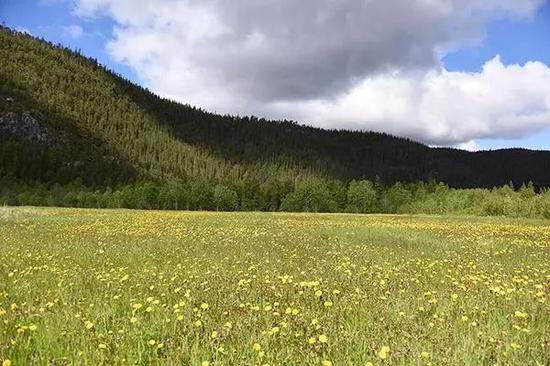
[2,0,550,151]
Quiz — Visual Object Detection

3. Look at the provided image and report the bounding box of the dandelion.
[253,343,262,351]
[420,351,430,358]
[514,311,528,319]
[378,346,390,360]
[308,337,317,345]
[211,331,218,339]
[3,360,12,366]
[321,360,333,366]
[29,324,37,331]
[84,320,94,330]
[318,334,328,343]
[201,361,210,366]
[195,320,203,327]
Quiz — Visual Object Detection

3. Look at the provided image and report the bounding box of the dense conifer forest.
[1,26,550,217]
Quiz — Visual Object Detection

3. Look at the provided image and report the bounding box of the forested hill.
[2,25,550,192]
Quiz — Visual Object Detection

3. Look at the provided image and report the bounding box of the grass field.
[0,207,549,365]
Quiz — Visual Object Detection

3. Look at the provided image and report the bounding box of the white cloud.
[269,57,550,146]
[65,24,84,39]
[15,27,32,35]
[71,0,550,146]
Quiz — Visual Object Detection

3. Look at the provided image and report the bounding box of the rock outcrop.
[0,111,58,148]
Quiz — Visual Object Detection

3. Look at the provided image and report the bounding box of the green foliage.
[2,175,550,218]
[213,185,239,211]
[280,179,338,212]
[346,180,378,213]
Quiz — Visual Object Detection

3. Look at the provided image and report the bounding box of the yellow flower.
[98,343,107,350]
[510,342,522,349]
[201,361,210,366]
[451,293,458,300]
[200,303,209,310]
[177,315,184,321]
[420,351,429,358]
[130,317,138,324]
[378,346,390,360]
[308,337,317,345]
[84,320,94,330]
[211,331,218,339]
[3,360,12,366]
[195,320,203,327]
[148,339,156,346]
[29,324,37,331]
[514,311,528,319]
[321,360,332,366]
[318,334,328,343]
[253,343,262,351]
[365,363,373,366]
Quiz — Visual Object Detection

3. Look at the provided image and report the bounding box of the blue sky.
[1,0,550,151]
[443,3,550,150]
[0,0,138,82]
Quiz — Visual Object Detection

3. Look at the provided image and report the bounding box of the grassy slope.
[1,207,549,365]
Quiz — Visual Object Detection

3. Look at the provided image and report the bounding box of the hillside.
[1,26,550,195]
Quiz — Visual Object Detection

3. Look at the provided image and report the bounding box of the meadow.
[0,207,549,365]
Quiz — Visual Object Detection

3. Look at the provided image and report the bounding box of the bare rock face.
[0,111,57,148]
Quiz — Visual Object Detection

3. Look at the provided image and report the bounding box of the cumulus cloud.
[268,57,550,146]
[71,0,550,146]
[65,24,84,39]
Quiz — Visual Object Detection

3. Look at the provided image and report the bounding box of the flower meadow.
[0,207,549,365]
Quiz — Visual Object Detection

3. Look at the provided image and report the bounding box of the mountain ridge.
[1,25,550,191]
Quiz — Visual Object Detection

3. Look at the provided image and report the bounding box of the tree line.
[2,177,549,219]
